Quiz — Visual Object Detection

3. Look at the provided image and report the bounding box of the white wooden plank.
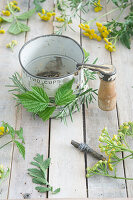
[81,0,127,197]
[0,0,30,199]
[48,5,87,198]
[105,1,133,196]
[8,1,54,199]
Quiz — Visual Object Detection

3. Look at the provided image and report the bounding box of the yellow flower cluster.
[96,22,110,38]
[6,1,20,12]
[108,154,114,171]
[0,126,5,135]
[104,38,116,52]
[94,0,102,12]
[0,29,5,34]
[38,9,56,21]
[79,23,102,41]
[56,17,65,22]
[6,40,18,51]
[2,10,11,16]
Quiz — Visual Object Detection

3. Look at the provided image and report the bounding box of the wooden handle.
[98,79,116,111]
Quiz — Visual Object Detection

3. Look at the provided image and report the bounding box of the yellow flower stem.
[0,140,12,149]
[92,172,133,180]
[86,3,132,26]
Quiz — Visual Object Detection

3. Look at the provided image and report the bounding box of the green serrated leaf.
[35,186,51,193]
[14,140,25,159]
[32,177,48,185]
[120,32,131,49]
[42,158,51,169]
[28,168,45,178]
[8,21,30,35]
[55,79,76,106]
[16,8,36,20]
[33,154,44,164]
[38,107,56,121]
[16,87,49,113]
[15,127,25,143]
[52,188,61,194]
[31,161,40,168]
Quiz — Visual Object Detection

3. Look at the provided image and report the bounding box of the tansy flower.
[38,9,55,21]
[6,40,18,51]
[12,5,20,12]
[56,17,65,22]
[0,29,5,34]
[94,0,102,12]
[96,23,110,38]
[79,23,102,42]
[0,127,5,135]
[11,1,18,5]
[2,10,11,16]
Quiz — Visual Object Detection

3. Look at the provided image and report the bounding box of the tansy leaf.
[52,188,61,194]
[35,186,51,193]
[16,8,36,20]
[14,140,25,159]
[120,32,131,49]
[8,21,30,35]
[15,127,25,143]
[55,79,76,106]
[32,177,49,185]
[28,168,45,179]
[38,107,56,121]
[16,86,49,113]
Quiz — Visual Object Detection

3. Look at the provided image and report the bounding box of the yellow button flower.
[11,1,18,5]
[52,12,56,16]
[56,17,65,22]
[97,36,102,41]
[2,10,11,16]
[0,30,5,34]
[47,12,52,17]
[0,127,5,135]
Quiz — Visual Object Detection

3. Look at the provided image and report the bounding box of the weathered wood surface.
[81,0,127,198]
[0,0,132,199]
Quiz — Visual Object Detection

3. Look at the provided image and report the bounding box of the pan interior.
[26,55,77,78]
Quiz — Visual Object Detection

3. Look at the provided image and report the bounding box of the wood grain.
[81,0,127,198]
[8,1,54,199]
[48,4,87,198]
[0,0,30,199]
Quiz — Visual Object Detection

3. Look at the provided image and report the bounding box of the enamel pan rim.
[19,34,85,80]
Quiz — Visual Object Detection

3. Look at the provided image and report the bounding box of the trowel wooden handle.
[98,79,116,111]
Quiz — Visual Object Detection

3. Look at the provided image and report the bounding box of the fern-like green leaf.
[55,79,76,106]
[16,86,49,113]
[14,140,25,159]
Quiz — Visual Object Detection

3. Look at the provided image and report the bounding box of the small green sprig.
[33,0,46,12]
[28,154,60,194]
[0,165,10,185]
[105,10,133,49]
[86,121,133,180]
[0,121,25,159]
[0,2,35,35]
